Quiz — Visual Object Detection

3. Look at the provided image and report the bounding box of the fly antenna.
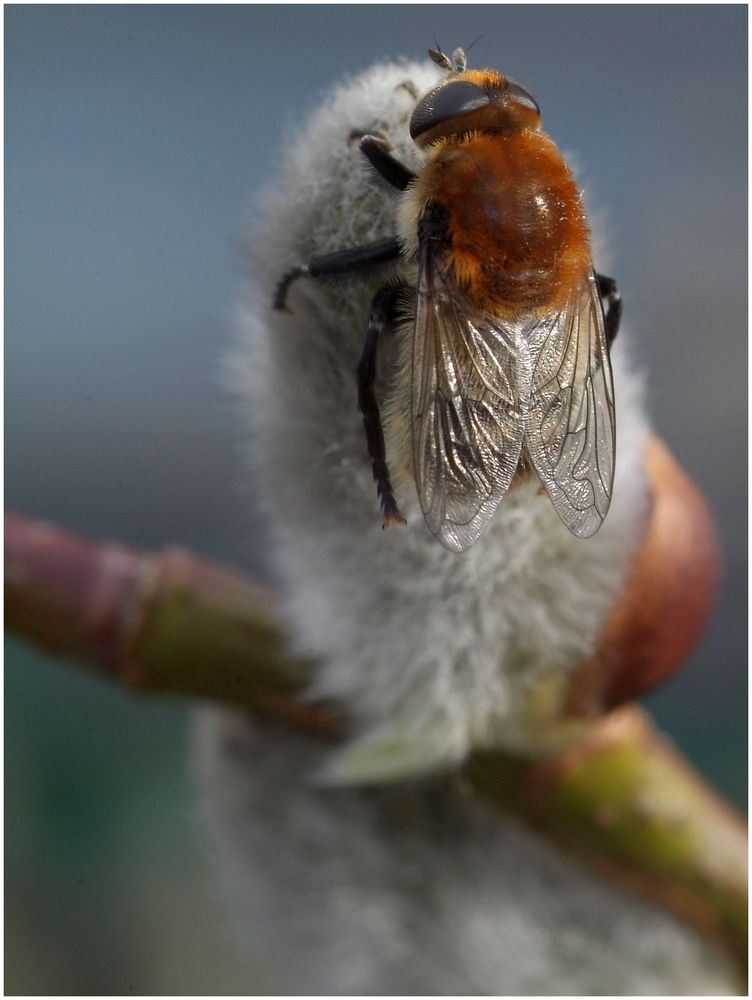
[451,47,467,73]
[463,33,485,60]
[428,40,453,72]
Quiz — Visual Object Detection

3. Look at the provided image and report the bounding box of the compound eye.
[506,80,540,116]
[410,80,490,140]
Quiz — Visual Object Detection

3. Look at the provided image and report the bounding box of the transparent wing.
[412,252,525,553]
[524,272,616,538]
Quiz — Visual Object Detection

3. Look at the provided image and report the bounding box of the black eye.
[506,80,540,116]
[410,80,490,140]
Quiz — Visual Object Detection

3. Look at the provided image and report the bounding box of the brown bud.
[567,436,721,716]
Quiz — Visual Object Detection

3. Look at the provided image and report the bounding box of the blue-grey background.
[6,5,747,993]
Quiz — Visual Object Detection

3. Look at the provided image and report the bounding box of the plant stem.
[5,510,747,978]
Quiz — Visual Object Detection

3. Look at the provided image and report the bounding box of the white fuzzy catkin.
[194,59,737,992]
[195,710,735,994]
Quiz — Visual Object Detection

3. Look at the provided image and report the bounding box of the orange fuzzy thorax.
[412,129,593,314]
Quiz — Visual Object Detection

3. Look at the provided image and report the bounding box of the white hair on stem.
[195,57,737,993]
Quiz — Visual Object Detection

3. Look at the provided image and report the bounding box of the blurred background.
[6,6,747,994]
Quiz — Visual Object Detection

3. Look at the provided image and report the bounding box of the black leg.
[347,125,390,146]
[274,237,402,311]
[358,135,416,191]
[357,283,407,529]
[595,271,622,349]
[395,80,420,100]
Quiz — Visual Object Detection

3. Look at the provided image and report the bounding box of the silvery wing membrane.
[412,251,525,553]
[524,273,616,538]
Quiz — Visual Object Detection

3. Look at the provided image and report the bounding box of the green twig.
[5,510,747,980]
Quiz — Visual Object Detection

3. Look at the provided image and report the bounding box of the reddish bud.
[567,436,721,715]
